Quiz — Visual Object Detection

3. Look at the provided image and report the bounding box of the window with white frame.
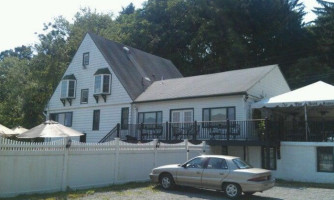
[94,74,111,94]
[83,52,89,66]
[61,79,76,98]
[81,89,89,104]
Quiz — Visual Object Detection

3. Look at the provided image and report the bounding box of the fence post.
[184,139,189,161]
[116,123,120,138]
[227,119,230,141]
[114,137,120,184]
[61,138,69,191]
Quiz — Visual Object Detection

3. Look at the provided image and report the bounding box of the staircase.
[98,124,120,143]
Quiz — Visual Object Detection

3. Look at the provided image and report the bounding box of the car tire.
[160,174,175,190]
[224,183,241,199]
[244,192,255,196]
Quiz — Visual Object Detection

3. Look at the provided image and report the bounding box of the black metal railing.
[98,124,119,143]
[99,119,271,143]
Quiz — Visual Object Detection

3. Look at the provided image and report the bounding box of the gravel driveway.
[78,183,334,200]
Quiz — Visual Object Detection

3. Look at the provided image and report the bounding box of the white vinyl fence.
[0,138,206,198]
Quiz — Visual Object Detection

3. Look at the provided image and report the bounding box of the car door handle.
[219,173,224,175]
[196,171,201,174]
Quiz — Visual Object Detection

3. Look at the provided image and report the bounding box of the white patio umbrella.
[0,124,17,137]
[11,126,28,135]
[17,120,83,139]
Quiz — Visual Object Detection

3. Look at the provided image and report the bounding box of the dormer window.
[60,74,76,106]
[93,68,111,103]
[83,52,89,67]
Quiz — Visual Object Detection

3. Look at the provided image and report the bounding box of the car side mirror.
[182,164,187,168]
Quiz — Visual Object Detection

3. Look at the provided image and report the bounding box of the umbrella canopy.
[17,120,83,138]
[252,81,334,108]
[11,126,28,134]
[0,124,17,136]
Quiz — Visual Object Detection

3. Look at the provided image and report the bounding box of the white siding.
[246,66,290,119]
[273,142,334,183]
[133,95,246,123]
[46,34,132,142]
[248,66,290,99]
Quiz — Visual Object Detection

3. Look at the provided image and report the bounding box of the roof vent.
[123,46,130,54]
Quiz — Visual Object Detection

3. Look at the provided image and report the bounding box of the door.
[176,157,207,187]
[201,157,229,189]
[171,109,193,124]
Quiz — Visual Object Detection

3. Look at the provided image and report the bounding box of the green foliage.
[1,0,334,128]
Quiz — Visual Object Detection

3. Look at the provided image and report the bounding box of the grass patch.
[276,179,334,189]
[2,182,154,200]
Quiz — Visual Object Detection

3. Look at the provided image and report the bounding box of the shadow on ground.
[153,185,283,200]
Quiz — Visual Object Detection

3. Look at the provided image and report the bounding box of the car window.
[206,158,228,169]
[233,158,252,169]
[185,157,206,169]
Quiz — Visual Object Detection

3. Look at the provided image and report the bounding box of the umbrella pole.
[304,104,308,141]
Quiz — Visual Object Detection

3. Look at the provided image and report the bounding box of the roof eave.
[134,92,247,103]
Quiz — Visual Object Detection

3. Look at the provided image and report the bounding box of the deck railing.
[102,119,270,143]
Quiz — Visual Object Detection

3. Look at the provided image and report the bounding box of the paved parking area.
[80,184,334,200]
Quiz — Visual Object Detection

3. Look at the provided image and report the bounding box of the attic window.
[83,52,89,67]
[60,74,76,106]
[93,68,111,103]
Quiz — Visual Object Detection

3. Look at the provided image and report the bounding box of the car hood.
[154,164,180,170]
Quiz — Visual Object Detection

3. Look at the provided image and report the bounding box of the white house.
[46,33,334,183]
[47,33,293,168]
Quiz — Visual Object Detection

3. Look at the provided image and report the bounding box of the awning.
[252,81,334,108]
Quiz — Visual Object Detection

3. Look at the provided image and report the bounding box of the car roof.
[198,155,239,160]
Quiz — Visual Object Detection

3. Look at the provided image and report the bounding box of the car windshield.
[232,158,252,169]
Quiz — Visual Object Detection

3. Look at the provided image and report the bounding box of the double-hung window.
[83,52,89,67]
[92,110,100,130]
[94,68,111,94]
[203,107,235,121]
[49,112,73,127]
[81,89,89,104]
[61,75,76,99]
[138,111,162,124]
[121,107,129,130]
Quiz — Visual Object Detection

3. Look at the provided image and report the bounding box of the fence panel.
[0,138,204,198]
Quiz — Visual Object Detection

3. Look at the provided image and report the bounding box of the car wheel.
[160,174,174,190]
[244,192,255,196]
[224,183,241,199]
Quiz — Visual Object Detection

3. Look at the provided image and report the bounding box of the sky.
[0,0,332,52]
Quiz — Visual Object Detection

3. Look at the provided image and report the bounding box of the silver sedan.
[149,155,275,199]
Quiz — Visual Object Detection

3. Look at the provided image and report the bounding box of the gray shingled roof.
[134,65,277,103]
[88,33,183,100]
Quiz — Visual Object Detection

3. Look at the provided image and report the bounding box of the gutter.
[134,92,247,103]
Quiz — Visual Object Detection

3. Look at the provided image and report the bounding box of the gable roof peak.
[86,32,183,100]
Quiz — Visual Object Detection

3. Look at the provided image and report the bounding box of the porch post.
[227,119,230,141]
[140,123,144,141]
[304,105,308,141]
[165,121,169,141]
